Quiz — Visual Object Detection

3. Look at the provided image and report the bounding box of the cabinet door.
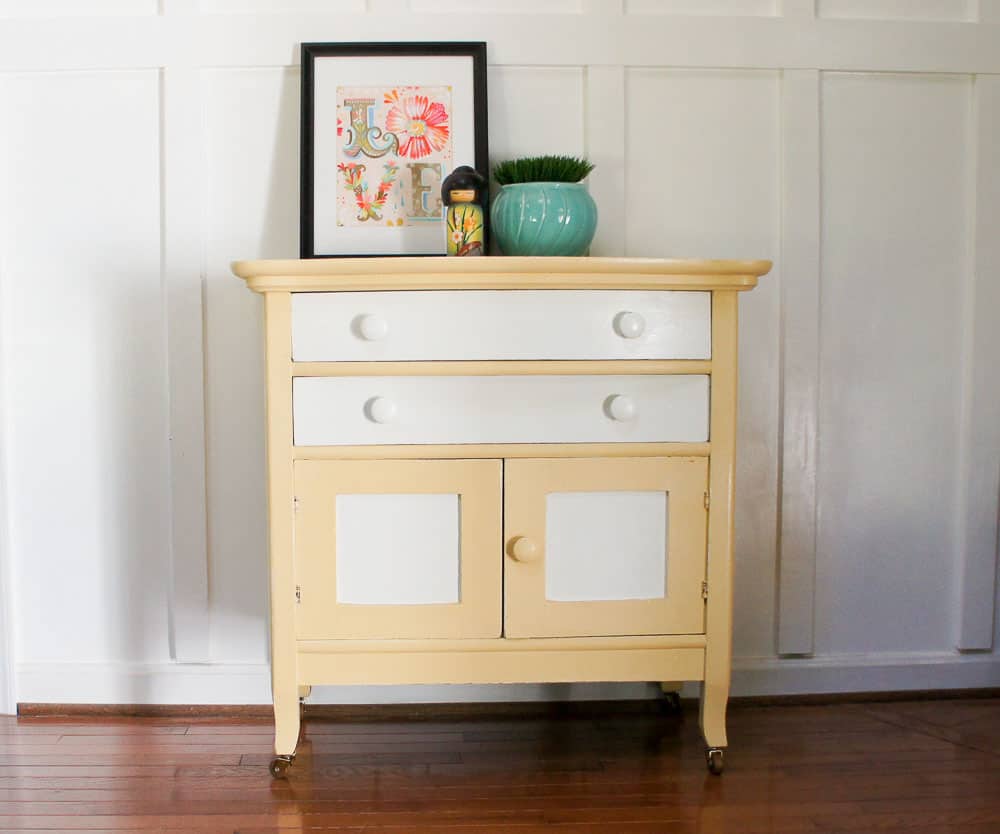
[294,459,502,639]
[504,457,708,638]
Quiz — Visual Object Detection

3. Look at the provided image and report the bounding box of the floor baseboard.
[18,686,1000,719]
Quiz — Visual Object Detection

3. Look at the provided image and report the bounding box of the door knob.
[605,394,637,422]
[613,310,646,339]
[355,313,388,341]
[508,536,539,562]
[364,396,397,424]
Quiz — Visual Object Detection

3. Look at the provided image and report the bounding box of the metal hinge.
[701,581,709,601]
[295,585,301,604]
[704,491,710,510]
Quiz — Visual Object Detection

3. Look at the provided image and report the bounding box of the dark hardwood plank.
[0,696,994,833]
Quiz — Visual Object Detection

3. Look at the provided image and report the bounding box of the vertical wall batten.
[956,74,1000,650]
[0,77,17,713]
[776,68,821,656]
[586,65,627,257]
[161,0,211,663]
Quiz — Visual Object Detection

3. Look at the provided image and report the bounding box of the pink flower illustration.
[384,89,450,159]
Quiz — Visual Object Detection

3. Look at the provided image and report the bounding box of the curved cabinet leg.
[270,681,301,779]
[274,681,301,758]
[699,678,728,750]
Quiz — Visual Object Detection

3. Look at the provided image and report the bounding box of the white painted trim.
[955,74,1000,650]
[582,0,625,13]
[0,16,999,74]
[15,653,1000,706]
[161,0,210,663]
[732,651,1000,696]
[780,0,816,18]
[0,419,14,714]
[776,68,821,656]
[17,663,272,706]
[0,78,17,716]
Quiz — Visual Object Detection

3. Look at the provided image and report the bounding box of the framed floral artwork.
[300,42,489,258]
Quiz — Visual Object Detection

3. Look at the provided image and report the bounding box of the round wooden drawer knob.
[613,310,646,339]
[605,394,637,422]
[508,536,539,563]
[356,313,388,341]
[364,396,397,424]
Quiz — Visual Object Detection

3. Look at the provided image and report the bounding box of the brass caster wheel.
[269,754,294,779]
[706,747,725,775]
[660,691,682,713]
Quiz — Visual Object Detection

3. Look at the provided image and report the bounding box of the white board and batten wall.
[0,0,998,711]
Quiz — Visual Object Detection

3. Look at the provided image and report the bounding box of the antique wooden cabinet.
[233,257,769,777]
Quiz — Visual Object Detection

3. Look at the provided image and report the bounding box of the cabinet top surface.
[232,257,771,293]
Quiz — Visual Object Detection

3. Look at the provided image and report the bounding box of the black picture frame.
[300,41,489,259]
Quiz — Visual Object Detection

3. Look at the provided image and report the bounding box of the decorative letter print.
[336,86,452,229]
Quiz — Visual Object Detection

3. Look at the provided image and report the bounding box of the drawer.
[291,290,711,361]
[293,375,709,446]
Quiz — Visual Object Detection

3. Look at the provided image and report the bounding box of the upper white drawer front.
[291,290,711,361]
[293,375,709,446]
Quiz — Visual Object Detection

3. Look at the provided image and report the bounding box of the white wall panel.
[488,66,585,253]
[627,0,776,15]
[202,67,299,663]
[816,72,971,654]
[488,66,584,162]
[624,69,778,259]
[1,71,169,663]
[817,0,973,21]
[625,68,781,657]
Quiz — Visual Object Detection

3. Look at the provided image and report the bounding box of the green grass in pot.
[492,155,595,185]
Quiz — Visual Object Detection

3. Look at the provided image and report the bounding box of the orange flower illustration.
[384,89,450,159]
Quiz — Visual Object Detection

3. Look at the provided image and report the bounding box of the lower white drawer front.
[293,375,709,446]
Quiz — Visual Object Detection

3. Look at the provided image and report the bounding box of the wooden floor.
[1,696,998,833]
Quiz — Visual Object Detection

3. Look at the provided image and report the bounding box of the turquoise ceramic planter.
[491,182,598,256]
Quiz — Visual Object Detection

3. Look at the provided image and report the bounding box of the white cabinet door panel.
[335,494,460,605]
[291,290,711,361]
[545,491,667,602]
[293,374,709,446]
